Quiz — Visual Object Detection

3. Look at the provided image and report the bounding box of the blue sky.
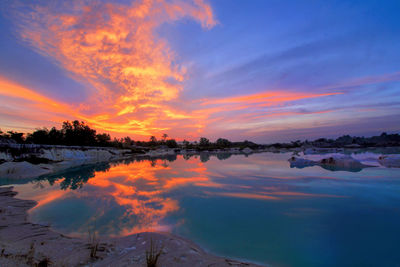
[0,0,399,142]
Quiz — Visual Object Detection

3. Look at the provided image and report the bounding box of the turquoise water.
[7,152,400,266]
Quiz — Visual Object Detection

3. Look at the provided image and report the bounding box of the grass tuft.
[88,228,99,259]
[146,238,163,267]
[36,257,52,267]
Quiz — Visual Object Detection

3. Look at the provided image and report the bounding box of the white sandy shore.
[0,146,133,180]
[0,145,265,180]
[0,186,262,267]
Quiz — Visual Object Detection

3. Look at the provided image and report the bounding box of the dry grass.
[88,228,99,259]
[36,257,52,267]
[146,238,163,267]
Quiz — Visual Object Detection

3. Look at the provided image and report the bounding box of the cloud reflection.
[20,153,352,237]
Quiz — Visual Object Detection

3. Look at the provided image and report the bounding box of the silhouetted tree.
[112,137,123,148]
[199,137,210,147]
[216,138,231,148]
[7,117,400,150]
[7,131,24,143]
[48,127,64,144]
[96,133,111,146]
[26,128,49,144]
[200,152,210,162]
[166,139,178,148]
[61,120,97,146]
[149,136,157,146]
[216,153,232,160]
[123,136,134,147]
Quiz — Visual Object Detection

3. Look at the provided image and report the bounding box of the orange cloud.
[210,192,280,200]
[199,91,341,106]
[4,1,347,140]
[187,90,343,137]
[0,77,83,130]
[9,0,216,138]
[0,78,73,115]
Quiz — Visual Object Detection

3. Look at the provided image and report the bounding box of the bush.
[216,138,231,148]
[199,137,210,147]
[165,139,178,148]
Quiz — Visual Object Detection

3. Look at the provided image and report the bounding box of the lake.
[8,152,400,266]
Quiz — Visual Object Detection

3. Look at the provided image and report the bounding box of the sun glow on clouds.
[2,0,346,140]
[0,77,78,129]
[6,0,217,137]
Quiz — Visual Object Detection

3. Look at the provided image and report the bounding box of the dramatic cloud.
[0,77,77,130]
[9,0,217,137]
[2,0,398,141]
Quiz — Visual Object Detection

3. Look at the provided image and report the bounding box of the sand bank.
[0,186,261,267]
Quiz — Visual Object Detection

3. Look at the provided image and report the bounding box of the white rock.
[351,152,381,167]
[0,161,52,179]
[289,154,371,172]
[318,155,368,171]
[288,156,317,168]
[378,154,400,168]
[0,152,13,161]
[0,146,130,180]
[242,147,253,154]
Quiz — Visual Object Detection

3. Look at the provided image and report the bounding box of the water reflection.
[9,152,400,266]
[24,156,214,235]
[16,153,375,237]
[47,163,111,190]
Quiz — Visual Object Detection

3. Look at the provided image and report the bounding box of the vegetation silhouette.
[31,156,182,190]
[1,121,400,150]
[200,152,211,162]
[41,163,111,190]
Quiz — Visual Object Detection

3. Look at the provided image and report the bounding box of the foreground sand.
[0,186,261,267]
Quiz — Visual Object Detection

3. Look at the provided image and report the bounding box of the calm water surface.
[7,152,400,266]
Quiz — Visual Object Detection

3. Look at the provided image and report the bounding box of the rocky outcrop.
[0,162,52,180]
[289,154,372,172]
[288,157,317,168]
[40,148,114,162]
[378,155,400,168]
[144,148,178,157]
[0,145,132,180]
[0,152,13,162]
[318,155,369,172]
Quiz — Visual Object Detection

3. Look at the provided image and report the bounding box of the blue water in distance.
[7,152,400,266]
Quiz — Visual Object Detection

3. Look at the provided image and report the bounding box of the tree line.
[0,120,151,148]
[0,120,233,149]
[0,120,258,150]
[1,120,399,149]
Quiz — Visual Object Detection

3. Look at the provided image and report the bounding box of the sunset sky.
[0,0,399,142]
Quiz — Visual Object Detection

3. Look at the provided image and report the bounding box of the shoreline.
[1,145,400,181]
[0,186,262,267]
[0,144,271,181]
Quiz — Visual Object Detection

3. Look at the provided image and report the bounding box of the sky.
[0,0,399,142]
